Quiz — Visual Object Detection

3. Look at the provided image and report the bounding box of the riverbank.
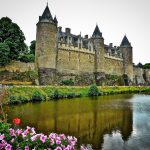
[1,85,150,105]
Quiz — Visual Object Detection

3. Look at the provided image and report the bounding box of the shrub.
[17,96,28,103]
[50,89,64,99]
[88,84,101,96]
[60,79,74,86]
[31,91,45,102]
[66,93,76,98]
[9,96,19,104]
[19,53,35,63]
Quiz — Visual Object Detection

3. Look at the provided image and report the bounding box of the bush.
[50,89,64,99]
[19,54,35,63]
[31,91,45,102]
[88,84,101,97]
[60,79,74,86]
[9,96,19,104]
[18,96,28,103]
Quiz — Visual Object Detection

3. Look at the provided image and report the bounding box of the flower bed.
[0,124,88,150]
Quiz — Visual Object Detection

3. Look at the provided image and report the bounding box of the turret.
[120,35,133,85]
[35,4,58,85]
[92,25,105,85]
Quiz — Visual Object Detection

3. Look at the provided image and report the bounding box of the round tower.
[92,25,105,85]
[120,35,133,85]
[35,4,58,85]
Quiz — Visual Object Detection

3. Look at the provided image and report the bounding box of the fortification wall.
[57,46,95,74]
[0,61,35,72]
[133,67,145,85]
[104,55,124,75]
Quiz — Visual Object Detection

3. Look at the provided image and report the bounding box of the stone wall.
[104,56,124,75]
[0,61,35,72]
[133,67,150,85]
[57,48,95,74]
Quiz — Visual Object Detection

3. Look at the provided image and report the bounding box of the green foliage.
[9,95,19,104]
[143,63,150,69]
[30,40,36,55]
[0,121,11,140]
[50,89,64,99]
[60,79,74,86]
[88,84,101,96]
[135,62,150,69]
[19,53,35,62]
[0,17,26,65]
[31,91,45,102]
[0,43,11,66]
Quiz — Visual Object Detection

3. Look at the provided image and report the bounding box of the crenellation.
[35,4,136,85]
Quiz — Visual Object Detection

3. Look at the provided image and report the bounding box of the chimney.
[58,26,62,33]
[65,28,71,35]
[84,35,88,39]
[109,43,113,48]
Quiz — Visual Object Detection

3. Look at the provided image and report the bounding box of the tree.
[30,40,36,55]
[0,17,26,65]
[0,43,11,66]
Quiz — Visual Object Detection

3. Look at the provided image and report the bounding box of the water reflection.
[5,94,150,149]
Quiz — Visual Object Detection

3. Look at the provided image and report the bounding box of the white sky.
[0,0,150,64]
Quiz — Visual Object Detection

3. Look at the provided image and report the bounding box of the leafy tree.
[19,54,35,63]
[0,43,11,66]
[30,40,36,55]
[143,63,150,69]
[0,17,26,65]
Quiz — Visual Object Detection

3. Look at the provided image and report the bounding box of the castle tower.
[92,25,105,85]
[35,4,58,85]
[120,35,133,85]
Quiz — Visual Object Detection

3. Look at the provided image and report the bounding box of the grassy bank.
[1,86,150,105]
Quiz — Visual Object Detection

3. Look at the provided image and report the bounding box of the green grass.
[1,86,150,105]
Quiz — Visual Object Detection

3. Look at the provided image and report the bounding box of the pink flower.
[54,146,62,150]
[50,139,55,145]
[49,133,56,139]
[16,129,22,136]
[40,134,47,143]
[59,134,66,140]
[31,135,38,141]
[10,138,15,143]
[24,146,29,150]
[56,140,61,145]
[64,147,69,150]
[30,128,36,135]
[9,128,16,137]
[5,144,12,150]
[0,134,5,140]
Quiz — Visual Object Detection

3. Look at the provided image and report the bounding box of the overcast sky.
[0,0,150,64]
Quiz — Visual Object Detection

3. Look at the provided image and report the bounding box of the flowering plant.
[0,125,88,150]
[12,118,21,125]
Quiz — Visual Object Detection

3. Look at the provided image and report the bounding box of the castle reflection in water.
[6,94,133,149]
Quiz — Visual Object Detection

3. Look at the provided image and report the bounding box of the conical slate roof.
[120,35,131,46]
[92,25,102,38]
[39,5,54,23]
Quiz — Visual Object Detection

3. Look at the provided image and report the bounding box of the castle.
[35,4,150,85]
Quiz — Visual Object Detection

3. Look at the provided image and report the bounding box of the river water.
[4,94,150,150]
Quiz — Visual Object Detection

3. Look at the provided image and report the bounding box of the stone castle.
[35,4,150,85]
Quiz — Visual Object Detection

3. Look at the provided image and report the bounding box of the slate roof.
[39,5,54,23]
[92,25,102,38]
[120,35,131,46]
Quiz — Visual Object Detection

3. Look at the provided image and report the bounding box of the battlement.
[35,4,134,85]
[58,43,95,54]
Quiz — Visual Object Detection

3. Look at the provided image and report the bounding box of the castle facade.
[35,5,149,85]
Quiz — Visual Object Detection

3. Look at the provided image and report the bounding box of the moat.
[4,94,150,150]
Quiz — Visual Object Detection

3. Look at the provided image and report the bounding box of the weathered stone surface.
[38,68,56,85]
